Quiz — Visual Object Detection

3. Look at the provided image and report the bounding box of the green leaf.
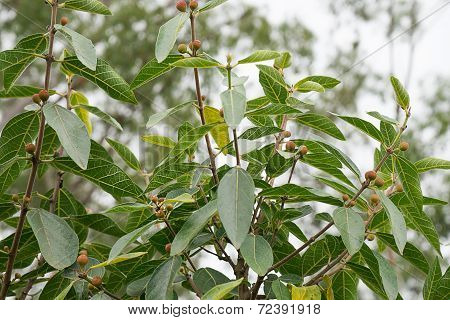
[396,155,423,211]
[54,280,77,300]
[204,106,230,154]
[314,140,361,178]
[70,213,125,237]
[199,0,229,13]
[62,56,137,104]
[218,167,255,249]
[415,157,450,173]
[55,25,97,70]
[294,80,325,93]
[271,279,291,299]
[62,0,112,15]
[146,101,194,129]
[145,256,182,300]
[376,233,429,274]
[291,285,321,300]
[332,270,358,300]
[73,104,123,131]
[171,200,217,256]
[294,76,340,90]
[142,135,176,148]
[171,57,222,68]
[297,113,345,140]
[109,222,155,259]
[131,55,183,90]
[44,103,91,170]
[27,208,79,270]
[367,111,398,125]
[423,258,441,299]
[40,272,73,300]
[337,115,383,142]
[259,184,342,206]
[333,207,365,255]
[0,111,40,194]
[433,266,450,300]
[51,157,143,199]
[238,50,280,64]
[0,85,46,98]
[240,234,273,276]
[90,252,146,269]
[146,161,198,192]
[0,33,48,91]
[193,268,231,294]
[256,64,288,104]
[169,123,216,157]
[390,76,410,109]
[375,190,406,254]
[155,13,190,63]
[106,138,141,171]
[246,103,301,116]
[274,51,292,69]
[239,126,282,140]
[372,251,398,300]
[300,235,344,276]
[220,88,246,129]
[201,278,243,300]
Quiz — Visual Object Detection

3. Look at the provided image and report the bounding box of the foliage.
[0,0,448,301]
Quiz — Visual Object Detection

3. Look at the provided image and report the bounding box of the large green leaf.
[256,65,288,104]
[146,160,198,192]
[337,115,383,142]
[375,190,406,254]
[51,157,143,199]
[106,138,141,171]
[333,207,365,255]
[155,13,189,63]
[294,76,340,90]
[415,157,450,173]
[297,113,345,140]
[70,214,125,237]
[372,251,398,300]
[171,57,222,68]
[61,0,112,15]
[55,25,97,70]
[0,85,46,98]
[240,234,273,276]
[390,76,410,109]
[131,55,183,90]
[259,184,342,206]
[218,167,255,249]
[300,235,344,276]
[62,56,137,104]
[27,208,79,270]
[44,103,91,170]
[220,88,246,129]
[294,81,325,93]
[145,257,182,300]
[246,103,301,116]
[201,278,243,300]
[109,222,156,259]
[169,123,216,157]
[396,155,423,211]
[193,268,231,294]
[332,270,358,300]
[434,266,450,300]
[171,200,218,256]
[271,279,291,300]
[0,111,39,194]
[423,258,441,300]
[238,50,280,64]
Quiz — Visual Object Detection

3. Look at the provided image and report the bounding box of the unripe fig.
[189,40,201,51]
[281,130,291,138]
[158,197,165,203]
[348,200,356,207]
[201,95,206,101]
[374,177,385,187]
[342,194,350,202]
[165,243,172,253]
[177,43,188,53]
[189,0,198,10]
[155,210,165,219]
[60,16,69,26]
[395,184,404,193]
[25,143,36,155]
[77,254,89,266]
[11,194,20,202]
[399,141,409,152]
[23,196,31,204]
[32,94,41,104]
[3,246,9,253]
[150,195,159,203]
[79,249,88,256]
[14,273,21,280]
[365,170,377,181]
[91,276,102,287]
[370,193,380,205]
[176,0,187,12]
[285,141,296,152]
[166,204,174,211]
[299,145,308,156]
[219,108,224,118]
[367,233,375,241]
[38,89,49,102]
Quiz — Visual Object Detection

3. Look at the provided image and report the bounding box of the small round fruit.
[399,141,409,152]
[79,249,88,256]
[176,0,187,12]
[177,43,188,53]
[38,89,49,102]
[77,254,89,266]
[3,246,9,253]
[25,143,36,155]
[365,170,377,181]
[374,177,385,187]
[201,95,206,101]
[150,195,159,203]
[165,243,172,253]
[348,200,356,207]
[158,197,165,203]
[60,16,69,26]
[281,130,291,138]
[219,108,224,118]
[342,194,350,202]
[166,204,174,212]
[11,194,20,202]
[91,276,102,287]
[155,210,165,219]
[32,94,41,104]
[395,184,404,193]
[299,145,308,156]
[367,234,375,241]
[370,193,380,204]
[189,0,198,10]
[23,196,31,204]
[286,141,296,152]
[14,273,21,280]
[189,39,201,51]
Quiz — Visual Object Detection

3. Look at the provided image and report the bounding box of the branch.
[0,1,59,300]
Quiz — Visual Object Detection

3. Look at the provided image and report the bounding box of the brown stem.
[233,129,241,166]
[0,1,58,300]
[189,13,219,184]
